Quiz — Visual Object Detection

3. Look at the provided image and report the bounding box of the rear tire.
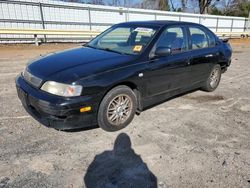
[201,64,221,92]
[98,85,137,132]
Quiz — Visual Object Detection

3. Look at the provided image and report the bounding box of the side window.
[135,29,156,46]
[155,27,187,54]
[207,32,216,47]
[189,27,209,49]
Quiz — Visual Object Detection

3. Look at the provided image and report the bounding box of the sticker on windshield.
[134,27,153,33]
[133,45,143,53]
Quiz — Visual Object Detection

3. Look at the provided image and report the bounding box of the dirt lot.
[0,40,249,188]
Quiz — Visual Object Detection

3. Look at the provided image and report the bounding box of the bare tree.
[188,0,220,14]
[224,0,250,17]
[159,0,169,10]
[199,0,214,14]
[180,0,188,11]
[141,0,169,10]
[169,0,179,11]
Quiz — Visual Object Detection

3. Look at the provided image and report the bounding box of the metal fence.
[0,0,249,43]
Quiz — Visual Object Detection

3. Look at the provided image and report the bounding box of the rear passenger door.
[187,26,219,84]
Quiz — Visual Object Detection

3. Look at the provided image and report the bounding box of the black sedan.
[16,21,232,132]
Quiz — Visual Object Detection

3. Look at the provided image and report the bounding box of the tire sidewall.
[203,64,221,92]
[98,86,137,132]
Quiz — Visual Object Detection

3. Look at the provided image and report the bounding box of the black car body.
[16,21,232,131]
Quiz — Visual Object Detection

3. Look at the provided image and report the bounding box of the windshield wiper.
[85,45,130,55]
[100,47,130,55]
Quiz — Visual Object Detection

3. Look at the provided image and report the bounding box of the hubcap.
[210,68,220,88]
[107,94,132,126]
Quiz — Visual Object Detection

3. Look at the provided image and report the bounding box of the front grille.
[23,69,42,88]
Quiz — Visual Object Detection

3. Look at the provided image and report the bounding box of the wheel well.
[104,82,143,111]
[112,81,138,91]
[218,62,227,70]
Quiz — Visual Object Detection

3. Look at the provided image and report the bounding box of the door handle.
[205,54,214,58]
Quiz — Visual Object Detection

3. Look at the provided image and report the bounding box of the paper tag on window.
[133,45,143,52]
[134,27,153,33]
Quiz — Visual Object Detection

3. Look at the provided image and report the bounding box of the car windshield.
[87,26,158,55]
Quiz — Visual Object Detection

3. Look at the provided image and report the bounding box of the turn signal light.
[80,106,92,113]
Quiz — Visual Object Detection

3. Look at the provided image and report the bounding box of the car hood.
[27,47,135,83]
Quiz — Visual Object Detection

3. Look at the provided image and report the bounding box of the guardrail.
[0,28,101,45]
[1,0,250,44]
[0,28,100,35]
[0,28,249,45]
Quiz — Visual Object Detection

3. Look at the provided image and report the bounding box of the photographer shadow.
[84,133,157,188]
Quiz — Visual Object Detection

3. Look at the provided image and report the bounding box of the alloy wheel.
[107,94,132,126]
[210,67,220,88]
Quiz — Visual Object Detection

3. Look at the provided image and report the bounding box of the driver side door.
[146,26,192,98]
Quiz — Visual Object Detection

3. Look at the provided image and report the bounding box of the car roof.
[117,20,200,27]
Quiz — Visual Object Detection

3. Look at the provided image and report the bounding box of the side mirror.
[154,47,172,57]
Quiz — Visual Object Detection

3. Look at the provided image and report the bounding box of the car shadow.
[62,124,99,132]
[143,88,200,111]
[83,133,157,188]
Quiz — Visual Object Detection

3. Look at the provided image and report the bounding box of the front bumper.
[16,74,100,130]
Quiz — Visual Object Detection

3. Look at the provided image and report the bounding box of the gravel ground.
[0,40,249,188]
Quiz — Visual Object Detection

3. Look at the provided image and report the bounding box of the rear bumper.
[16,74,100,130]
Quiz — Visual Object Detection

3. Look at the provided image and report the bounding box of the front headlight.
[41,81,82,97]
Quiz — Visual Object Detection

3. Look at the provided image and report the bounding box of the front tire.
[98,85,137,132]
[202,64,221,92]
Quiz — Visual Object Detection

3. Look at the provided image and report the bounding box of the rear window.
[207,31,216,47]
[189,27,209,50]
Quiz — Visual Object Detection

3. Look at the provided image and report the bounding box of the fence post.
[245,17,250,33]
[216,17,219,32]
[248,18,250,37]
[39,3,46,43]
[154,13,157,20]
[88,7,92,30]
[179,15,181,21]
[34,34,39,46]
[248,18,250,32]
[126,8,129,22]
[246,12,250,32]
[244,18,247,32]
[124,8,127,22]
[230,19,234,38]
[88,7,92,40]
